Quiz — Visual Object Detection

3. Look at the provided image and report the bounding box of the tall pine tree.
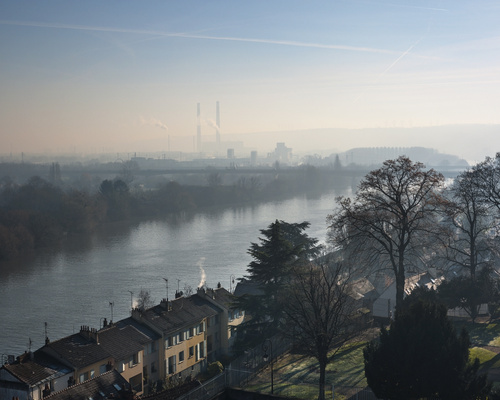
[235,220,320,336]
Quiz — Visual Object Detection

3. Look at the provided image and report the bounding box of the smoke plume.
[197,257,207,288]
[140,116,168,130]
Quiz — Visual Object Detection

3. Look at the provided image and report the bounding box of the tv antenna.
[163,278,168,300]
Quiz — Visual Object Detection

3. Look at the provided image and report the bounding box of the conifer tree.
[236,220,320,335]
[364,299,490,400]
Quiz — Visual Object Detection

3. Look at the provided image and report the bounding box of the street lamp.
[262,339,274,394]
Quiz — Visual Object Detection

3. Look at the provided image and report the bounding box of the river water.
[0,190,349,357]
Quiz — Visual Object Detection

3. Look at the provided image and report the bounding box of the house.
[130,290,222,381]
[42,369,133,400]
[38,323,148,396]
[2,286,242,398]
[196,287,245,361]
[372,271,441,319]
[116,317,162,394]
[0,351,72,400]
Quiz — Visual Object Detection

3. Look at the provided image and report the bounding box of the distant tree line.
[0,166,349,261]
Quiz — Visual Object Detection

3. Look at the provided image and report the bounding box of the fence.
[176,373,226,400]
[176,335,290,400]
[175,336,379,400]
[226,335,291,388]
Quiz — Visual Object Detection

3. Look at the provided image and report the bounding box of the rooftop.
[43,369,131,400]
[133,290,222,334]
[2,351,71,386]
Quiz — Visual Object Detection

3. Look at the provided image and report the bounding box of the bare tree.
[281,260,360,400]
[439,167,498,280]
[328,156,444,310]
[137,289,154,311]
[474,153,500,212]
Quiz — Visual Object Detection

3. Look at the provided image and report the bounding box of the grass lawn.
[246,340,368,399]
[454,320,500,346]
[244,321,500,399]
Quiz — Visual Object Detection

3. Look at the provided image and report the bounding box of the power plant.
[196,103,202,152]
[196,101,224,153]
[216,101,221,146]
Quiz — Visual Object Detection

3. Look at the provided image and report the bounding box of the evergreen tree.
[236,220,320,335]
[364,299,490,400]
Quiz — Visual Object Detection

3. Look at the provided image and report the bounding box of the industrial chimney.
[197,103,202,152]
[216,101,221,145]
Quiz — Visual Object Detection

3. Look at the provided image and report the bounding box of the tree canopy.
[364,299,490,400]
[282,259,360,400]
[328,156,444,310]
[236,219,321,336]
[439,167,498,280]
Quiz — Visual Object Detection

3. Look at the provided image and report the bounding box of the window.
[189,346,194,358]
[168,355,176,374]
[99,364,107,374]
[130,373,143,393]
[167,335,177,347]
[90,369,95,378]
[148,341,156,354]
[129,352,140,368]
[79,372,89,383]
[199,341,206,358]
[179,351,184,363]
[189,327,195,337]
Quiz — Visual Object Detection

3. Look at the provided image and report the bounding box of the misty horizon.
[1,124,497,166]
[2,1,500,166]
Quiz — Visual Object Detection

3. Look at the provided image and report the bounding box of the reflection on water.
[0,190,348,356]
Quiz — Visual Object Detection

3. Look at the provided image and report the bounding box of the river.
[0,189,350,357]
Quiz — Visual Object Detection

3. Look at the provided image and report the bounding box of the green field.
[245,322,500,399]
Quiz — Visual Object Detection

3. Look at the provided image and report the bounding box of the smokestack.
[216,101,220,145]
[197,103,201,152]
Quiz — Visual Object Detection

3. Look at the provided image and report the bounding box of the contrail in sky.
[379,38,422,78]
[0,20,423,57]
[345,0,448,12]
[353,37,423,104]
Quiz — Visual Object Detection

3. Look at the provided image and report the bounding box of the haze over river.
[0,189,350,357]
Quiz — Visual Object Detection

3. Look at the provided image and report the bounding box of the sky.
[1,1,500,160]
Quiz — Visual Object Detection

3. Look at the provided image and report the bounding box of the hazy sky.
[1,1,500,158]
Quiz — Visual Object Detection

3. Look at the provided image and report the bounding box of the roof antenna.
[163,278,169,301]
[109,301,114,323]
[44,322,50,345]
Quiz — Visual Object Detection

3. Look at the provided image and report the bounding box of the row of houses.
[0,286,244,400]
